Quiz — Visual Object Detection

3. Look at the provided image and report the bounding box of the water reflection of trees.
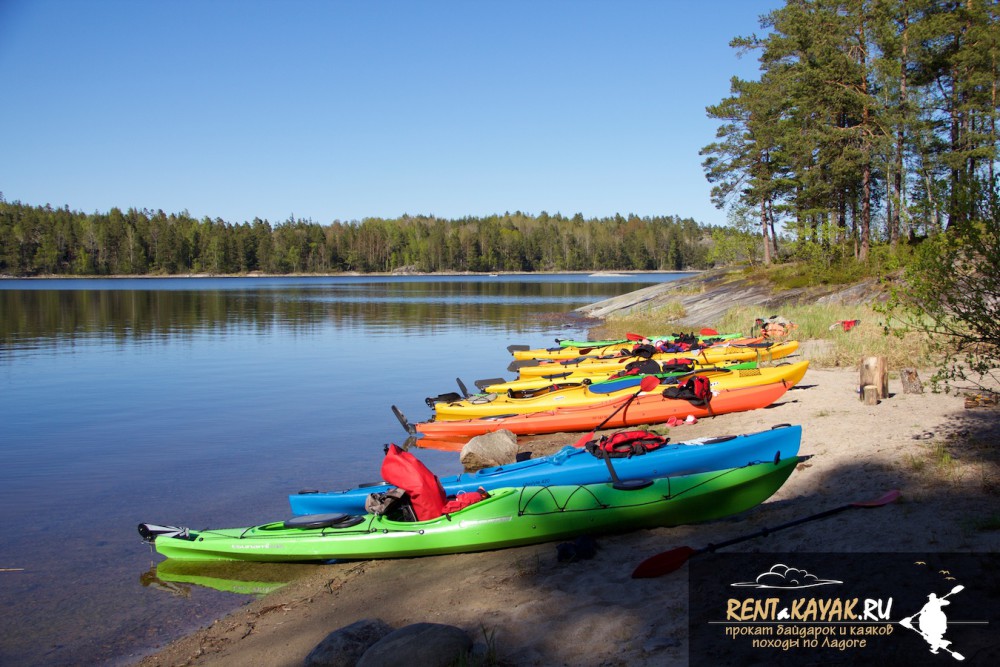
[0,280,655,349]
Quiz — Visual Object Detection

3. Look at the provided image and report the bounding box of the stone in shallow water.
[460,429,518,470]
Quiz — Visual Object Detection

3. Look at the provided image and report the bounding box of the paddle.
[631,489,901,578]
[456,378,471,398]
[899,584,965,661]
[507,359,539,372]
[391,405,416,435]
[474,377,509,391]
[572,375,661,449]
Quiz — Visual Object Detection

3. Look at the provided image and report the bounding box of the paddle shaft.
[696,502,866,555]
[632,490,901,578]
[572,393,641,447]
[572,376,660,447]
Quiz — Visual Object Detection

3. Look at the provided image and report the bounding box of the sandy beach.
[135,362,1000,666]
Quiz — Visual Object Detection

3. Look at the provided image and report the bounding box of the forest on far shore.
[0,199,710,276]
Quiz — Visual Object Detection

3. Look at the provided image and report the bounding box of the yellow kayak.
[509,332,749,361]
[513,340,800,379]
[433,361,809,421]
[474,358,759,394]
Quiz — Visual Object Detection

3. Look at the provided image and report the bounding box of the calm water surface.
[0,273,691,666]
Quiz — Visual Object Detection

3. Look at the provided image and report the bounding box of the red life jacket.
[584,430,671,458]
[380,444,447,521]
[441,488,490,514]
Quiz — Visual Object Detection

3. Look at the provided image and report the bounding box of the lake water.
[0,273,692,666]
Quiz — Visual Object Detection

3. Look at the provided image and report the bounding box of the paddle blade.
[850,489,901,508]
[632,546,696,579]
[474,377,508,391]
[700,328,719,336]
[639,375,660,392]
[508,359,539,372]
[390,405,415,435]
[626,332,646,341]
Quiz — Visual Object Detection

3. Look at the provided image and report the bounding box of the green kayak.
[144,560,318,596]
[139,456,800,562]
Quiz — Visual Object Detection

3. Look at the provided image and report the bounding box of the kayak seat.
[365,487,419,522]
[283,513,365,529]
[508,386,557,399]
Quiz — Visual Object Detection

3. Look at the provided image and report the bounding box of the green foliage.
[881,196,1000,390]
[0,202,714,277]
[972,514,1000,531]
[732,251,870,290]
[703,0,999,264]
[706,207,763,267]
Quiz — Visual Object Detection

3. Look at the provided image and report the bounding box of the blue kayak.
[289,424,801,515]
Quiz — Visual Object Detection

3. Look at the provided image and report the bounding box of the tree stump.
[860,356,888,401]
[862,385,880,405]
[900,367,923,394]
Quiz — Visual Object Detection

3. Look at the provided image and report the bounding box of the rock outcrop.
[574,269,888,326]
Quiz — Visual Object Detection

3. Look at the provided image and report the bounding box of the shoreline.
[0,269,701,280]
[133,364,1000,666]
[125,271,997,665]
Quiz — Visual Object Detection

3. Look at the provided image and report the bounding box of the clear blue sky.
[0,0,780,226]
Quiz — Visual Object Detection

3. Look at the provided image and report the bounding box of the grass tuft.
[972,514,1000,530]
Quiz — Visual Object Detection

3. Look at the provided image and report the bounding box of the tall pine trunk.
[760,197,772,265]
[891,0,910,248]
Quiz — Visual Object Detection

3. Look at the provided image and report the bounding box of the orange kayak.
[410,380,791,440]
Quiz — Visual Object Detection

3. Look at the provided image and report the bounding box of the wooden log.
[862,385,880,405]
[860,356,888,399]
[900,367,923,394]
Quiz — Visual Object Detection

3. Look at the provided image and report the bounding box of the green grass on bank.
[589,302,933,370]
